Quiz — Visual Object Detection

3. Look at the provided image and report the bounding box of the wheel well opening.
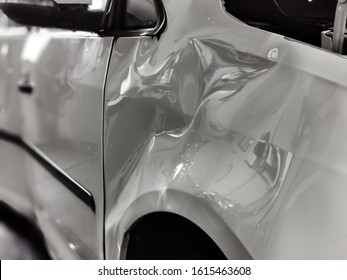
[123,212,227,260]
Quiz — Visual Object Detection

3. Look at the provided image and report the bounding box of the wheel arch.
[105,189,252,259]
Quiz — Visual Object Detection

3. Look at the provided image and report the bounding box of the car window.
[124,0,157,28]
[223,0,339,48]
[275,0,337,21]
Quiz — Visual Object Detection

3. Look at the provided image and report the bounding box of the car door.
[20,29,113,259]
[0,0,114,258]
[0,12,32,215]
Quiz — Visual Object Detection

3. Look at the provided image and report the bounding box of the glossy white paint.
[0,14,31,214]
[21,31,113,259]
[104,0,347,259]
[0,14,113,257]
[0,0,347,259]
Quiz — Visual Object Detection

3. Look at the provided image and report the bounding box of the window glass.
[275,0,337,20]
[124,0,157,28]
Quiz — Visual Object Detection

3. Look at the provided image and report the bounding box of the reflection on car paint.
[104,0,347,259]
[1,0,347,260]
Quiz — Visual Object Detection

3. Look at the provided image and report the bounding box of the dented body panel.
[104,0,347,259]
[0,0,347,259]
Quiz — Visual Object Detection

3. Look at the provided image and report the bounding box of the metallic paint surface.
[0,21,31,214]
[1,0,347,260]
[104,0,347,259]
[20,31,113,259]
[0,24,113,258]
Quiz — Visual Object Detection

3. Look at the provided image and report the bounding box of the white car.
[0,0,346,259]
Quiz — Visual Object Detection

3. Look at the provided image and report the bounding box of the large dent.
[105,0,347,259]
[104,30,292,259]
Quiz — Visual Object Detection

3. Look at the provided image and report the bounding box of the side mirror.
[0,0,107,32]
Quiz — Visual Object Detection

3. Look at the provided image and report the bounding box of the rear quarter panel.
[104,0,347,259]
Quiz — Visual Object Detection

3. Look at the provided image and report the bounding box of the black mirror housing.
[0,0,105,32]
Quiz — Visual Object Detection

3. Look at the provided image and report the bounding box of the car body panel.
[0,16,114,258]
[0,0,347,260]
[0,12,32,214]
[20,31,113,259]
[104,0,347,259]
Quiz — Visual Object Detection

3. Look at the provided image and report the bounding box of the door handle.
[17,73,34,94]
